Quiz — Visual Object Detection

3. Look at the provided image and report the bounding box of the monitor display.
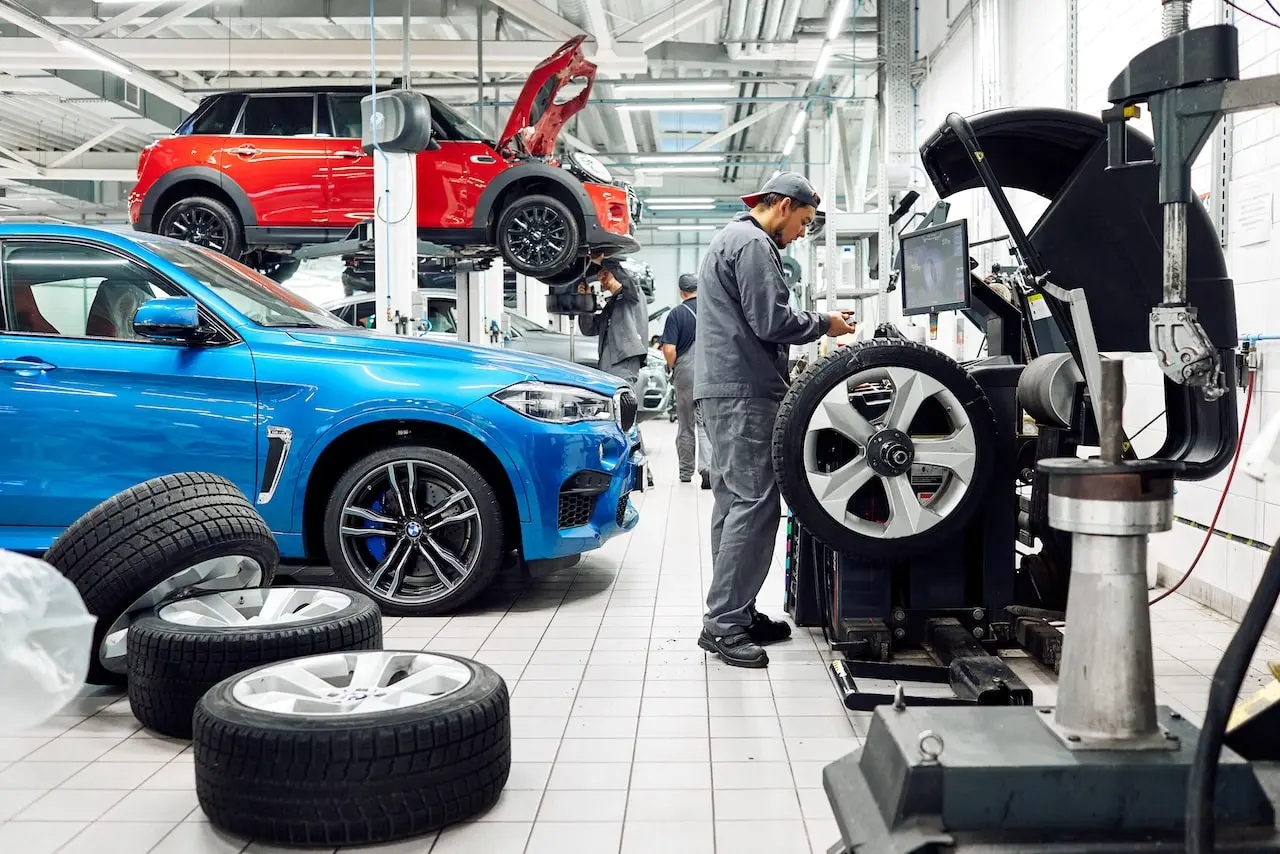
[900,219,971,316]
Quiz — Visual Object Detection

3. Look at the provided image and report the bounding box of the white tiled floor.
[5,419,1279,853]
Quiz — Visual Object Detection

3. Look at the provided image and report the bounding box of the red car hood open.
[498,35,597,157]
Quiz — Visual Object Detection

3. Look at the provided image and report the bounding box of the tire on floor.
[43,472,279,686]
[127,586,383,738]
[193,650,511,847]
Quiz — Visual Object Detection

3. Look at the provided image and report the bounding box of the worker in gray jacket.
[694,171,856,668]
[580,258,649,397]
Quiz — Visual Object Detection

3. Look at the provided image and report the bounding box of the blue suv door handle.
[0,357,57,375]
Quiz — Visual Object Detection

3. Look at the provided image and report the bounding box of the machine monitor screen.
[900,219,971,316]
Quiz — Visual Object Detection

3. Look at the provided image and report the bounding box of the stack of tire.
[45,472,511,848]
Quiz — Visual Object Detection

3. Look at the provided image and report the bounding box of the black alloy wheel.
[322,447,506,616]
[158,196,245,259]
[496,194,580,278]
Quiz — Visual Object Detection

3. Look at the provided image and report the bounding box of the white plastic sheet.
[0,549,96,734]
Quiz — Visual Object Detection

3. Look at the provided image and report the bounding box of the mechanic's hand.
[827,311,857,337]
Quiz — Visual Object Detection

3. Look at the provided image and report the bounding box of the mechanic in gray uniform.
[660,273,713,488]
[581,258,649,397]
[694,172,856,669]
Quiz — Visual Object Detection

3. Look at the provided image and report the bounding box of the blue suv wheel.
[322,445,506,616]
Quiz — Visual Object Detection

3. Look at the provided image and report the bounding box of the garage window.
[1,242,174,340]
[238,94,317,137]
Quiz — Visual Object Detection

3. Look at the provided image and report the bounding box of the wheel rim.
[100,555,263,674]
[157,588,350,628]
[337,460,484,606]
[231,651,473,716]
[506,205,569,270]
[802,366,977,540]
[164,206,229,252]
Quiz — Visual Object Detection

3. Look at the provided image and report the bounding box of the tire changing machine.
[816,7,1280,852]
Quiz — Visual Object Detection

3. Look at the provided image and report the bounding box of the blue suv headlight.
[493,382,615,424]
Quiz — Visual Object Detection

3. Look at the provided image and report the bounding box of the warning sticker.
[1027,293,1052,321]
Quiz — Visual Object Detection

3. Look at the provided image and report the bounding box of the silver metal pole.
[476,0,484,126]
[402,0,411,87]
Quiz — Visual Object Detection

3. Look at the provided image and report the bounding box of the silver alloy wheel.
[803,365,977,540]
[231,651,474,716]
[337,460,483,606]
[157,588,351,628]
[99,555,263,674]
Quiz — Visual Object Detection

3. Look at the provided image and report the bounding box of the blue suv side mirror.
[133,296,205,342]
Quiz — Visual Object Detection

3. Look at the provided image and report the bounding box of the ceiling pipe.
[758,0,791,55]
[741,0,767,57]
[777,0,804,43]
[725,0,747,59]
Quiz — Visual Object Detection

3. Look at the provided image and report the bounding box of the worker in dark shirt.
[660,273,711,488]
[694,171,856,668]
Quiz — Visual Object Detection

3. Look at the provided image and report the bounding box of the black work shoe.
[698,629,769,668]
[747,611,793,646]
[700,470,711,490]
[680,474,692,483]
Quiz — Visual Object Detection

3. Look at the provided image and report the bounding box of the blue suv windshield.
[142,240,347,329]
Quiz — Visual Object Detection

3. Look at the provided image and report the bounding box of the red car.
[129,36,640,282]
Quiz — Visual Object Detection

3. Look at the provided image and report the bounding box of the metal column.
[876,0,912,324]
[1064,0,1078,109]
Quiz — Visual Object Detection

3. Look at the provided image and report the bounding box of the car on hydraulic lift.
[0,225,644,617]
[127,36,641,284]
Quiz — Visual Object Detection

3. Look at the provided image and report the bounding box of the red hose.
[1150,371,1256,606]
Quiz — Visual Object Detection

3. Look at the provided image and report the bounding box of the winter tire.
[193,650,511,847]
[773,339,997,559]
[43,472,278,686]
[127,587,383,739]
[323,446,506,616]
[496,194,580,278]
[157,196,245,259]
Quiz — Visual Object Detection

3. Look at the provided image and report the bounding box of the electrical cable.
[1187,520,1280,853]
[1127,409,1167,444]
[1268,0,1280,22]
[1225,0,1280,29]
[1150,371,1255,606]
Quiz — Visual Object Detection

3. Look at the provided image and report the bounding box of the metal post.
[402,0,411,87]
[1064,0,1078,109]
[876,0,912,326]
[476,0,484,126]
[825,106,839,320]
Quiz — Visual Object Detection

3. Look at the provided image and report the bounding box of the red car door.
[324,93,376,229]
[219,92,330,228]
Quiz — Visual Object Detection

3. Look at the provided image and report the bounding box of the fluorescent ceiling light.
[827,0,852,40]
[614,82,735,96]
[656,225,717,231]
[813,43,834,80]
[791,110,808,135]
[782,134,797,157]
[634,154,723,164]
[646,204,718,211]
[645,197,716,205]
[616,103,726,113]
[636,166,720,174]
[57,38,130,77]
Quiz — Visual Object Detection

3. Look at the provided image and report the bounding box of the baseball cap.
[741,171,821,210]
[678,273,698,292]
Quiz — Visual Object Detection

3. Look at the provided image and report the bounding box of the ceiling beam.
[128,0,216,39]
[688,101,787,151]
[0,37,650,75]
[82,0,167,37]
[0,163,137,181]
[5,151,140,169]
[616,0,721,51]
[0,1,198,112]
[583,0,613,51]
[486,0,584,41]
[47,123,130,169]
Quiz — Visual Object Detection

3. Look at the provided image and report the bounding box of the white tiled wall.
[914,0,1280,619]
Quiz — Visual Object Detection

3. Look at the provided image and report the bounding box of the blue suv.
[0,225,642,615]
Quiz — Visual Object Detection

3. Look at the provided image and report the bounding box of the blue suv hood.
[285,328,622,395]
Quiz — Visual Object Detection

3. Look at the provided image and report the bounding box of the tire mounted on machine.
[127,586,383,738]
[193,650,511,847]
[774,339,998,558]
[43,472,279,686]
